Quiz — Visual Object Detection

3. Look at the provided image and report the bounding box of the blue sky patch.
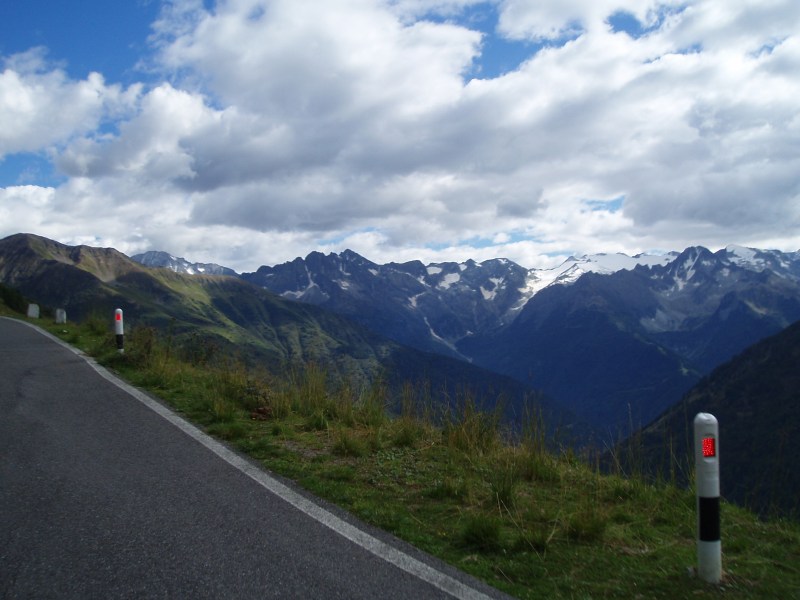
[607,5,688,40]
[426,2,583,79]
[0,154,63,188]
[607,11,646,37]
[584,196,624,213]
[0,0,160,85]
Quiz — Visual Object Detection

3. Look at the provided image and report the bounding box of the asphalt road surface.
[0,318,511,599]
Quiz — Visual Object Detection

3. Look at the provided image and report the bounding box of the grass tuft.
[332,429,368,458]
[459,514,503,552]
[567,505,607,543]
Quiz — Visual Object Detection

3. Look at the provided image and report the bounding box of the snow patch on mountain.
[516,251,677,304]
[723,244,800,281]
[480,277,504,301]
[408,292,424,308]
[282,265,330,302]
[131,251,236,276]
[423,315,461,354]
[439,272,461,289]
[726,244,759,265]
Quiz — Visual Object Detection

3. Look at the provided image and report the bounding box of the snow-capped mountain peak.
[131,251,237,276]
[237,244,800,389]
[722,245,800,281]
[518,251,677,300]
[725,244,759,265]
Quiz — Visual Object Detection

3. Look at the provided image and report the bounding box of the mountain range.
[4,232,798,514]
[234,244,800,437]
[0,233,573,439]
[3,232,799,445]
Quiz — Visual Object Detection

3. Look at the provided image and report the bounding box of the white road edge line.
[17,320,498,600]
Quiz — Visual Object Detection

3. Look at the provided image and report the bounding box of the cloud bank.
[1,0,798,271]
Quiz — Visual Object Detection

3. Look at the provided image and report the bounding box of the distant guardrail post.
[55,308,67,324]
[27,303,40,319]
[114,308,124,354]
[694,412,721,584]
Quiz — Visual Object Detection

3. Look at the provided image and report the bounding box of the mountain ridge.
[6,232,800,441]
[132,250,238,277]
[231,243,800,436]
[0,232,579,441]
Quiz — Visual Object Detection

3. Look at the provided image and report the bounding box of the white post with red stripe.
[114,308,124,354]
[694,412,721,584]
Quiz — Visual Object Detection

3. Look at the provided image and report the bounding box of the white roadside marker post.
[694,412,721,584]
[27,303,40,319]
[114,308,124,354]
[55,308,67,324]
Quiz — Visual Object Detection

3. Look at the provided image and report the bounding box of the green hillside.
[619,319,800,518]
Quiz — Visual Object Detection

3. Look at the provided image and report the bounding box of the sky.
[1,0,799,272]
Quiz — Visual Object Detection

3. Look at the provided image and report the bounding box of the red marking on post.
[702,437,716,458]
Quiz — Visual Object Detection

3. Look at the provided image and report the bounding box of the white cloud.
[495,0,685,41]
[57,83,219,182]
[153,0,479,115]
[1,0,799,272]
[0,48,140,158]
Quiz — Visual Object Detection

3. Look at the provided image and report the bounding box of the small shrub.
[366,427,385,452]
[207,421,247,441]
[180,332,218,366]
[236,435,277,457]
[265,388,292,420]
[332,382,356,427]
[332,430,367,458]
[602,476,638,502]
[488,454,520,511]
[127,326,159,368]
[294,363,329,416]
[305,409,330,431]
[210,397,238,423]
[212,360,253,407]
[518,451,560,483]
[62,327,81,344]
[356,378,387,428]
[443,395,500,456]
[425,477,468,501]
[513,526,550,554]
[459,514,502,552]
[392,417,423,448]
[84,312,110,337]
[324,465,357,482]
[0,283,28,313]
[567,506,607,543]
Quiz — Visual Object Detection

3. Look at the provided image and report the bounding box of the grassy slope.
[8,305,798,600]
[618,319,800,519]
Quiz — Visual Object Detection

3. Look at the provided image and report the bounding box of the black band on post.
[698,496,720,542]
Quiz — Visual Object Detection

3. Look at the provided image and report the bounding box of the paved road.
[0,318,509,599]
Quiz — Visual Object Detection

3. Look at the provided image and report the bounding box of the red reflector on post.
[115,313,122,321]
[702,437,716,458]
